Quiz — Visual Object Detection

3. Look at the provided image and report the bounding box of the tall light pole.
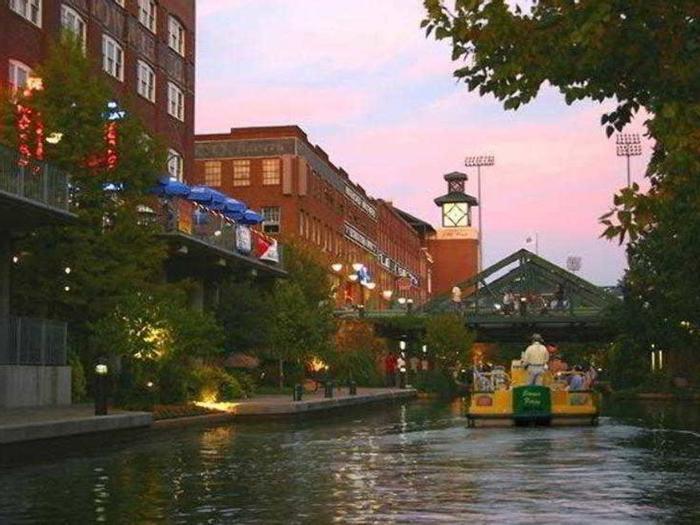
[464,155,495,273]
[616,133,642,188]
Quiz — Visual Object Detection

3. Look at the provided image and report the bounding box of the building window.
[262,207,281,234]
[138,0,157,33]
[232,160,250,187]
[61,5,86,50]
[102,35,124,81]
[136,60,156,102]
[8,60,33,91]
[167,82,185,121]
[167,149,183,181]
[9,0,41,27]
[262,158,280,185]
[168,16,185,56]
[204,161,221,186]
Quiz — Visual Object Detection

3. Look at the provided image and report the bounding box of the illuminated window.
[61,5,86,50]
[232,160,250,187]
[204,161,221,186]
[136,60,156,102]
[168,16,185,56]
[167,149,183,181]
[102,35,124,81]
[262,158,280,185]
[299,212,304,236]
[8,60,32,91]
[9,0,41,27]
[262,207,281,234]
[138,0,157,33]
[167,82,184,121]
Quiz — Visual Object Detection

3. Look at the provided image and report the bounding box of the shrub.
[68,350,87,402]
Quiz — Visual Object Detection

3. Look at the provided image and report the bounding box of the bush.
[68,350,87,402]
[192,363,246,402]
[413,369,458,398]
[227,369,256,398]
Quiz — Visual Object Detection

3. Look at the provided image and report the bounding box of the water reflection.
[0,399,699,523]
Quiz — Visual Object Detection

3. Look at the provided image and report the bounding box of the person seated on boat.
[568,366,585,391]
[522,333,549,386]
[583,364,598,390]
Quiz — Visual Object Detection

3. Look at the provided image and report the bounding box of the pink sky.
[195,0,652,285]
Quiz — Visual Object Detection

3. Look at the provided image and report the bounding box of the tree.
[267,280,334,388]
[423,1,700,382]
[424,314,475,369]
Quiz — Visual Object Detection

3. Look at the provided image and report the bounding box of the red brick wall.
[194,126,433,308]
[0,0,195,179]
[428,237,479,296]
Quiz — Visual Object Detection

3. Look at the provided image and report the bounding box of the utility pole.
[616,133,642,188]
[464,155,495,273]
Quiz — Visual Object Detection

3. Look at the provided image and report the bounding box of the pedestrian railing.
[0,316,68,366]
[0,143,70,212]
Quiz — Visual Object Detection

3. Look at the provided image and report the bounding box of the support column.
[0,233,10,318]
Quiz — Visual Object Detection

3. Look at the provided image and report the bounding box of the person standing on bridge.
[522,334,549,385]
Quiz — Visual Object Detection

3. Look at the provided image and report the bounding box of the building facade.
[194,126,433,308]
[0,0,195,180]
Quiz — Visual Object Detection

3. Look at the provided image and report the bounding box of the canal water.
[1,400,699,524]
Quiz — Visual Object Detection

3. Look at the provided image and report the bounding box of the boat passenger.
[568,366,585,391]
[522,333,549,385]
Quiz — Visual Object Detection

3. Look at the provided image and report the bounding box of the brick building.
[0,0,195,179]
[194,126,433,308]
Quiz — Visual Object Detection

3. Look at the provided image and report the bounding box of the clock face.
[442,203,469,227]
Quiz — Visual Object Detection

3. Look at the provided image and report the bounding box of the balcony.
[152,198,286,278]
[0,316,68,366]
[0,144,75,229]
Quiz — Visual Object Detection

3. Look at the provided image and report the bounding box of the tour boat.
[466,361,599,427]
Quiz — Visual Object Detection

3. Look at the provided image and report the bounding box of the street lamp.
[94,359,109,416]
[465,155,495,273]
[331,263,343,273]
[406,298,414,314]
[616,133,642,188]
[382,290,394,301]
[352,262,364,272]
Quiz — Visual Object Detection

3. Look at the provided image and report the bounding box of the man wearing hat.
[522,333,549,385]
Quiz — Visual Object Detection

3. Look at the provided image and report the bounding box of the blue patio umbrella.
[239,210,264,225]
[186,185,227,206]
[219,197,247,214]
[150,177,190,197]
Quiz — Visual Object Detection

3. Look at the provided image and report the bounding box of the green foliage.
[226,369,256,398]
[424,314,475,369]
[413,369,458,398]
[68,350,87,402]
[192,363,244,402]
[331,321,386,386]
[216,278,273,354]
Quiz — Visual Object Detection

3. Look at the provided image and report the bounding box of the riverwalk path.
[0,387,416,444]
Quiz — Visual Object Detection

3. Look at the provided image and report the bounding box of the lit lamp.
[382,290,393,301]
[397,297,407,305]
[331,263,343,273]
[94,359,109,416]
[348,273,359,282]
[366,282,376,290]
[352,262,364,272]
[406,298,414,314]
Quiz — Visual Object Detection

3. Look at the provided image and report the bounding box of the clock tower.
[427,172,480,296]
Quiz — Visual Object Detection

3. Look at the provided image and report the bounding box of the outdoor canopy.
[186,185,227,206]
[150,177,191,197]
[239,210,264,225]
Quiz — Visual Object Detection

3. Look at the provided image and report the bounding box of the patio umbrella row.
[150,177,264,225]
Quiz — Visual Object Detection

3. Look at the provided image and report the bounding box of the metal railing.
[0,316,68,366]
[0,144,70,211]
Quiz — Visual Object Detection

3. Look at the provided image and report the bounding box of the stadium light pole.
[464,155,495,273]
[616,133,642,188]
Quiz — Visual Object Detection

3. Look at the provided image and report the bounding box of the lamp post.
[94,359,109,416]
[616,133,642,188]
[398,338,407,389]
[465,155,495,273]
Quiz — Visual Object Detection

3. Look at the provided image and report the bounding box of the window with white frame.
[262,158,280,185]
[232,160,250,187]
[138,0,157,33]
[168,16,185,56]
[136,60,156,102]
[102,35,124,81]
[167,149,183,181]
[167,82,184,121]
[204,161,221,186]
[9,0,42,27]
[261,207,281,234]
[61,5,86,50]
[8,60,33,91]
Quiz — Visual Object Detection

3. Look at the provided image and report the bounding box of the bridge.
[336,249,619,343]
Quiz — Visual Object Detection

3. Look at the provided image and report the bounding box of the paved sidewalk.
[0,404,151,445]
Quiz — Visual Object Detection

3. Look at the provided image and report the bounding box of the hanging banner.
[252,230,280,263]
[236,225,252,254]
